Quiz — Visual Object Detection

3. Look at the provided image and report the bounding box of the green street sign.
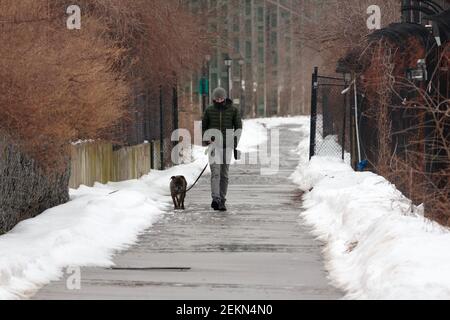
[199,78,209,95]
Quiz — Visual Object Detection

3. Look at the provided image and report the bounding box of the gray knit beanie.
[212,87,227,101]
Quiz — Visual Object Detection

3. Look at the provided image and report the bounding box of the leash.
[109,144,213,196]
[184,163,209,194]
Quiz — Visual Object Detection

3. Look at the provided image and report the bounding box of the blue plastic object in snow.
[357,160,368,171]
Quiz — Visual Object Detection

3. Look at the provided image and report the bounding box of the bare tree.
[297,0,400,72]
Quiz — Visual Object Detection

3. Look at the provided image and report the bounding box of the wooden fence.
[69,141,162,189]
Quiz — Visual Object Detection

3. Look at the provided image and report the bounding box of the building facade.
[186,0,305,118]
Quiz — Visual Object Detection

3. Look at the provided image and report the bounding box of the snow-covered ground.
[0,147,211,300]
[0,117,281,300]
[6,115,447,300]
[291,116,450,300]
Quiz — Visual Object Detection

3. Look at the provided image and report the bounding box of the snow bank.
[0,145,210,300]
[239,116,309,153]
[252,116,310,129]
[291,116,450,300]
[237,119,269,153]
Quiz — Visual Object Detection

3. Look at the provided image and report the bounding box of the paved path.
[34,123,342,300]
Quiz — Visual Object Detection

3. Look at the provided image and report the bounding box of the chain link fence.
[118,84,180,171]
[309,67,350,161]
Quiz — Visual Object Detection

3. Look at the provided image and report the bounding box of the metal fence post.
[173,80,179,137]
[350,79,357,170]
[150,140,154,170]
[159,85,165,171]
[309,67,318,160]
[342,76,348,161]
[172,79,179,166]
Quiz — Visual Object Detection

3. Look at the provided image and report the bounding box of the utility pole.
[172,77,179,165]
[253,81,258,118]
[309,67,318,160]
[172,78,179,137]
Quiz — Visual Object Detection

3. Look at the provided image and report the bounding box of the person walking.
[202,87,243,211]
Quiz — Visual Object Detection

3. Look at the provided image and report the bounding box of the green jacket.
[202,99,243,148]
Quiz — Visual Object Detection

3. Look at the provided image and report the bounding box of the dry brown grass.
[59,0,211,86]
[0,0,129,172]
[0,0,211,172]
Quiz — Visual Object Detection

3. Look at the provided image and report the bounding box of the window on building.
[270,31,277,47]
[271,12,277,28]
[233,16,239,32]
[233,38,240,52]
[257,7,264,22]
[245,41,252,59]
[258,47,264,64]
[258,32,264,44]
[245,0,252,15]
[245,20,252,35]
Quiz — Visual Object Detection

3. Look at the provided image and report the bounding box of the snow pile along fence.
[335,8,450,224]
[292,116,450,300]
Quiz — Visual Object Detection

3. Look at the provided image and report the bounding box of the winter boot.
[218,200,227,212]
[211,199,220,211]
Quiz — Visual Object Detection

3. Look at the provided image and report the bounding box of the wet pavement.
[34,123,342,300]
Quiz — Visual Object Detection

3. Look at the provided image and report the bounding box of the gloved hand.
[202,136,215,147]
[234,149,241,160]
